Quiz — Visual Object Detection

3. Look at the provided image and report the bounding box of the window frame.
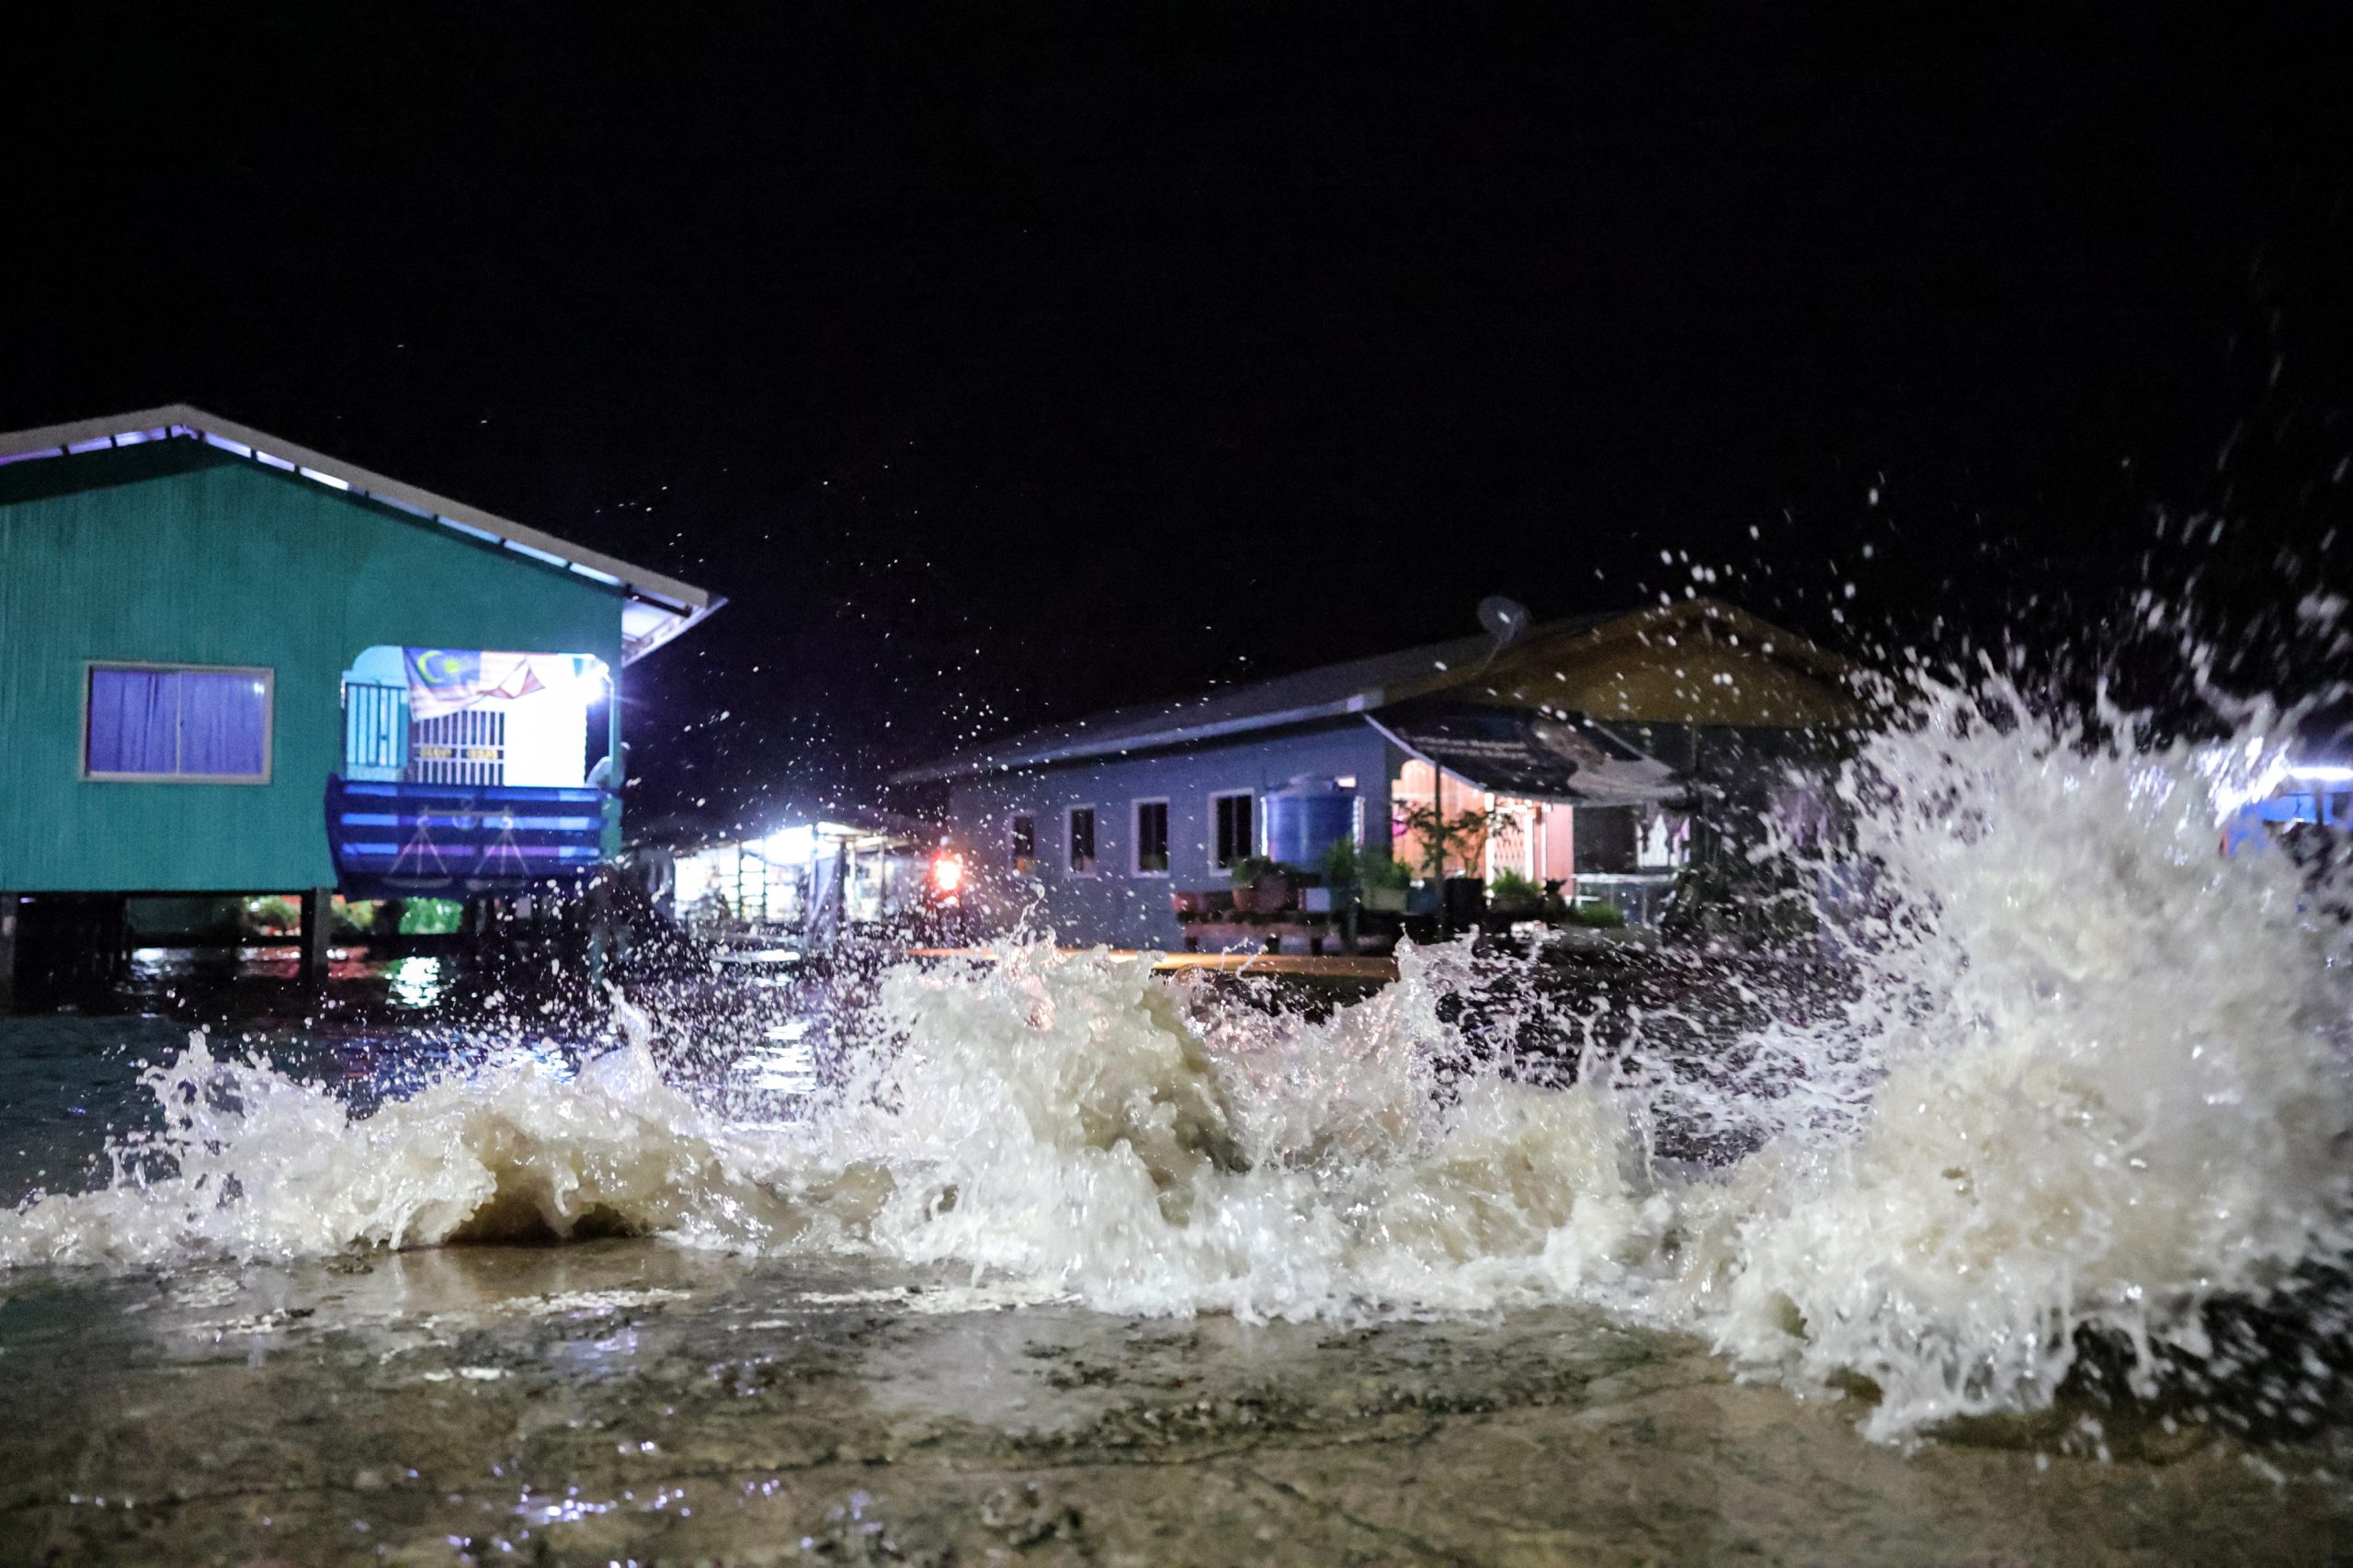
[1207,788,1258,870]
[81,661,276,785]
[1007,812,1039,874]
[1130,796,1172,879]
[1064,803,1099,878]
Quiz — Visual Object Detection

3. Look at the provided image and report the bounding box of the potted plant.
[1540,878,1570,922]
[1396,800,1499,935]
[1228,855,1279,914]
[1358,852,1411,913]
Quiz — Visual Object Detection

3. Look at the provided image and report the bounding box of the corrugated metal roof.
[895,614,1620,781]
[0,404,722,664]
[897,599,1869,783]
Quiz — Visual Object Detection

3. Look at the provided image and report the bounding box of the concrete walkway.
[2,1240,2344,1566]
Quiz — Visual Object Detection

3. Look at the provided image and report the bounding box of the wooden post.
[300,887,333,985]
[0,892,17,1015]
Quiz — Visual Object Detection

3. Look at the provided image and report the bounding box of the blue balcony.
[325,776,616,898]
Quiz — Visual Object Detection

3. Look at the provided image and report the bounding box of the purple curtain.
[86,668,179,774]
[179,672,268,778]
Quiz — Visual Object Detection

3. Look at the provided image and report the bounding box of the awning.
[1370,702,1685,806]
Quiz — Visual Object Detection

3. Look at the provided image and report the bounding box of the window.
[1009,813,1037,873]
[1211,790,1256,868]
[1066,806,1097,875]
[1132,799,1170,875]
[85,664,272,783]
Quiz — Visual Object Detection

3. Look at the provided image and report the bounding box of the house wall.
[0,442,625,892]
[945,720,1404,949]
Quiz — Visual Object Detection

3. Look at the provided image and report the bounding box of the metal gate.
[409,708,506,785]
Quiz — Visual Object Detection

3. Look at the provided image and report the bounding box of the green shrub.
[398,899,465,936]
[1488,868,1542,912]
[240,895,299,936]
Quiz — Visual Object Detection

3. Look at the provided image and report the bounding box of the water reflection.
[736,1021,819,1097]
[386,957,449,1012]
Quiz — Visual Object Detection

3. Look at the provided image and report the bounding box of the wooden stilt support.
[300,887,333,985]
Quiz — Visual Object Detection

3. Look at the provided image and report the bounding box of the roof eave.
[892,692,1385,784]
[0,403,720,664]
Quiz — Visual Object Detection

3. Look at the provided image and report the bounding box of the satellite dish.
[1477,596,1531,659]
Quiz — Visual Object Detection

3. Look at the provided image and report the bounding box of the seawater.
[5,679,2349,1443]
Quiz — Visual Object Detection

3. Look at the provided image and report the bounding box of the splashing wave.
[6,681,2349,1437]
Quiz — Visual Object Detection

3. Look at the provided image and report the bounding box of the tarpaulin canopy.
[1371,699,1685,805]
[403,649,589,721]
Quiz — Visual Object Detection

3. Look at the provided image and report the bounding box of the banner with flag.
[403,649,573,721]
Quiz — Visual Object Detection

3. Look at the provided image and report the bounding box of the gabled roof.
[0,404,721,663]
[892,620,1590,782]
[893,599,1865,784]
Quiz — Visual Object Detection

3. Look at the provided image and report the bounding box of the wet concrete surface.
[2,1240,2347,1566]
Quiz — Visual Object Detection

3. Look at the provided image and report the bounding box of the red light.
[928,852,965,897]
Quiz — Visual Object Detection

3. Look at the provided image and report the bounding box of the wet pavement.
[2,1239,2345,1567]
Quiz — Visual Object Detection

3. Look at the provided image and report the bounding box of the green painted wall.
[0,442,625,892]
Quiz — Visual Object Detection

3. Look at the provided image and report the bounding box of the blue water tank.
[1265,776,1357,869]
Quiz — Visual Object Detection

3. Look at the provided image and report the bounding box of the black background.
[7,6,2350,826]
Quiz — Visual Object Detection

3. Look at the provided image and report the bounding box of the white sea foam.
[1662,682,2353,1435]
[5,678,2349,1438]
[0,1035,817,1263]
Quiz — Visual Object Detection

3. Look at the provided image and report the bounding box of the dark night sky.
[6,7,2351,827]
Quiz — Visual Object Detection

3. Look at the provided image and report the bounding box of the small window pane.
[87,668,180,775]
[180,671,269,778]
[1214,793,1254,867]
[1069,808,1097,873]
[1010,814,1037,865]
[1135,801,1169,873]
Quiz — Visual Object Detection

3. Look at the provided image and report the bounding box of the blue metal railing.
[342,681,409,780]
[325,775,615,897]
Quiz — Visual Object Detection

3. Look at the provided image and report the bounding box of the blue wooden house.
[0,405,717,1001]
[897,600,1862,949]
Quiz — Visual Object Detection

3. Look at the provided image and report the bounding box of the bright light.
[763,824,816,865]
[929,851,966,897]
[563,655,611,699]
[2287,763,2353,783]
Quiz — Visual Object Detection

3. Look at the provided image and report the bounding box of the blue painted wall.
[946,719,1404,949]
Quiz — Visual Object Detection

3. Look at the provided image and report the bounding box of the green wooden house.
[0,405,718,1000]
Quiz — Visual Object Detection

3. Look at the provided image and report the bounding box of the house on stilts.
[0,404,718,1007]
